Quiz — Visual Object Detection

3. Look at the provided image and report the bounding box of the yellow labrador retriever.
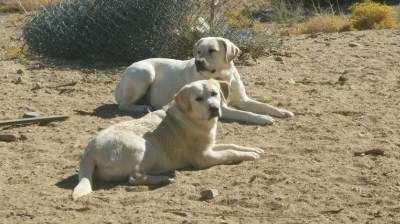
[115,37,293,125]
[73,80,264,200]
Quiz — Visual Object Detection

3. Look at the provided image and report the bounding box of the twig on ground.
[0,115,69,127]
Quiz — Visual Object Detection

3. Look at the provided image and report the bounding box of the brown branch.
[0,115,69,127]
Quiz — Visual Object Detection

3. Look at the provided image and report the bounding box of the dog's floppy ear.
[174,85,191,112]
[218,81,230,104]
[221,38,241,62]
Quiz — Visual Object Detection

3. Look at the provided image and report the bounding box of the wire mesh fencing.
[23,0,280,64]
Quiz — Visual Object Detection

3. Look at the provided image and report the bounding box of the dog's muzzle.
[195,58,216,73]
[208,105,220,119]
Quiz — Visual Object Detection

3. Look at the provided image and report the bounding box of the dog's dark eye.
[208,49,216,54]
[195,96,203,101]
[211,91,217,96]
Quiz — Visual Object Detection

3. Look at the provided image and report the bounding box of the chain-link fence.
[23,0,280,64]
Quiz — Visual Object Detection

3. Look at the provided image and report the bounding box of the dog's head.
[193,37,241,80]
[174,79,230,121]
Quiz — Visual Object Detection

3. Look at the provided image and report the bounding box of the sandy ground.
[1,12,400,223]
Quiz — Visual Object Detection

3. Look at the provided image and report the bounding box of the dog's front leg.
[213,144,264,154]
[232,97,294,118]
[229,72,294,118]
[221,105,274,125]
[194,147,262,169]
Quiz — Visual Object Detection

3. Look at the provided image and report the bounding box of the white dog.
[73,80,264,200]
[115,37,294,125]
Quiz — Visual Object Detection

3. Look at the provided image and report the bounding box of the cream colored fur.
[73,80,264,200]
[115,37,293,125]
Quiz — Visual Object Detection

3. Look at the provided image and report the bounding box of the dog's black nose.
[195,58,206,68]
[209,105,219,117]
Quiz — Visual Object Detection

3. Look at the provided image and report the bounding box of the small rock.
[29,63,45,70]
[255,81,266,86]
[249,175,258,183]
[286,78,296,84]
[31,82,42,90]
[370,210,383,218]
[338,75,348,82]
[15,76,23,84]
[0,133,19,142]
[337,75,348,85]
[274,56,284,62]
[23,111,41,118]
[19,134,28,140]
[349,42,362,47]
[16,69,24,75]
[200,188,219,200]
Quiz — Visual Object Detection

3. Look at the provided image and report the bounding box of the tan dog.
[115,37,293,125]
[73,80,264,200]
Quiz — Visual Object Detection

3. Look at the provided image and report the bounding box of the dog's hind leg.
[128,172,174,186]
[115,65,156,113]
[72,154,96,200]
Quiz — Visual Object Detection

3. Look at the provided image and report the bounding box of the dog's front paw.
[243,152,261,161]
[255,115,274,126]
[137,105,152,113]
[277,109,294,118]
[250,147,264,154]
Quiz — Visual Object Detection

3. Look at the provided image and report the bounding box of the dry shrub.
[348,1,397,30]
[224,10,252,28]
[4,45,26,59]
[269,0,304,25]
[296,14,342,34]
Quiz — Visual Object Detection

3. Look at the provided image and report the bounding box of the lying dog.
[115,37,293,125]
[73,80,264,200]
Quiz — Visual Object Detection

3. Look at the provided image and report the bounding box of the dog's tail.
[72,154,95,200]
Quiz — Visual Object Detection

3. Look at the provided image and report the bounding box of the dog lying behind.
[115,37,294,126]
[72,79,264,200]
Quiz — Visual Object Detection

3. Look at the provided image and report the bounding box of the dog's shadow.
[83,104,268,126]
[88,104,146,119]
[56,173,173,192]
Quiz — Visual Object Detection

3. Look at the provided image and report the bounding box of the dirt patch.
[1,12,399,223]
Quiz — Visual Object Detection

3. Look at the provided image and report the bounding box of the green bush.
[23,0,195,63]
[348,1,397,30]
[23,0,279,63]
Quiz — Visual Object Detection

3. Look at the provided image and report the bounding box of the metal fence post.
[210,0,218,28]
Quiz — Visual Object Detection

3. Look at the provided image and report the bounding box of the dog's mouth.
[195,58,215,73]
[208,110,221,120]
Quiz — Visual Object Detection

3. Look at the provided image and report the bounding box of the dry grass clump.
[3,45,26,60]
[224,10,252,28]
[348,0,397,30]
[0,0,56,12]
[269,0,304,26]
[296,14,343,34]
[293,1,398,35]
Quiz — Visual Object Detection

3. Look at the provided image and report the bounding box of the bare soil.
[1,13,400,223]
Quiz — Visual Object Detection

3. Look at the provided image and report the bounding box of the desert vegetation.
[1,1,400,224]
[1,0,399,63]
